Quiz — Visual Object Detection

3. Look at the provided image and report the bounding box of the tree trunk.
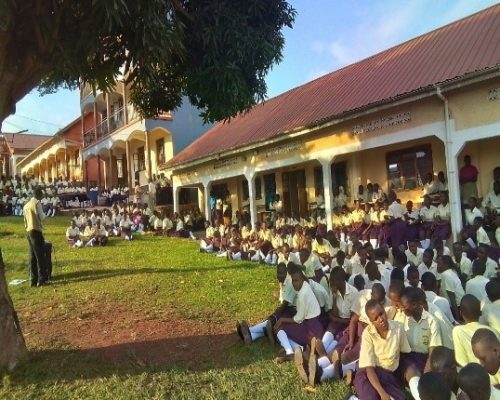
[0,248,27,372]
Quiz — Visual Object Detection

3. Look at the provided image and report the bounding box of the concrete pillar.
[125,140,132,189]
[105,93,111,135]
[203,181,212,221]
[122,81,128,124]
[320,158,334,231]
[97,155,101,189]
[64,149,70,180]
[245,172,257,227]
[145,131,152,180]
[80,148,85,183]
[173,185,180,213]
[108,148,114,188]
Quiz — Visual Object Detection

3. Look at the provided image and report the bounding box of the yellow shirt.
[241,227,251,240]
[480,299,500,332]
[312,239,333,256]
[272,235,284,249]
[359,320,411,371]
[205,226,215,238]
[403,310,442,354]
[23,197,44,232]
[332,214,343,228]
[351,209,365,224]
[259,229,272,242]
[452,322,496,367]
[334,283,359,319]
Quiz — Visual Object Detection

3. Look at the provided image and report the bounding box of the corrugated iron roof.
[2,133,53,152]
[167,4,500,169]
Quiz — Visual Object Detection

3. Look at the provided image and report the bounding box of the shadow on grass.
[8,333,274,385]
[52,264,258,284]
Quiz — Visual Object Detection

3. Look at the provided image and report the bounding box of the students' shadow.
[52,263,257,285]
[10,332,274,385]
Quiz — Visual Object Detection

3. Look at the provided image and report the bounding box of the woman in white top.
[273,263,323,361]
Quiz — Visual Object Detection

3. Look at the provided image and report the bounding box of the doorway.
[331,162,348,194]
[282,169,307,217]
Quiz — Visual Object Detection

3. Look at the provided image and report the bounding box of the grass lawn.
[0,216,350,399]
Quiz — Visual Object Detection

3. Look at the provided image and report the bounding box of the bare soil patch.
[20,302,240,370]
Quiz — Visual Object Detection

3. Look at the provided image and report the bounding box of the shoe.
[264,320,276,346]
[344,369,354,386]
[273,354,293,363]
[294,347,308,384]
[240,320,252,345]
[308,347,317,386]
[236,321,244,341]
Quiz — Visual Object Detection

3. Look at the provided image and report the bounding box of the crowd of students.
[218,186,500,400]
[65,203,203,246]
[0,175,88,216]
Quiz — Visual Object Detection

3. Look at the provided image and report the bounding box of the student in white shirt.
[418,248,438,279]
[476,244,499,279]
[479,279,500,333]
[387,190,407,249]
[465,196,484,227]
[273,263,323,363]
[452,242,473,279]
[457,363,498,400]
[406,239,424,267]
[466,259,490,304]
[471,328,500,389]
[66,220,82,247]
[437,255,464,321]
[419,195,438,244]
[474,216,492,246]
[421,272,455,325]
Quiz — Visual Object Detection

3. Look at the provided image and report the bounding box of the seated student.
[453,295,494,368]
[119,212,133,240]
[333,300,408,400]
[466,259,490,304]
[237,263,296,345]
[298,249,327,289]
[421,272,455,325]
[350,201,366,237]
[311,234,335,266]
[437,255,465,321]
[472,328,500,388]
[452,242,473,280]
[66,220,82,247]
[418,372,453,400]
[350,246,369,280]
[399,287,442,375]
[476,244,499,279]
[325,267,359,338]
[406,239,424,267]
[272,263,324,363]
[94,219,108,246]
[333,283,391,379]
[419,195,438,247]
[407,265,421,289]
[404,200,422,243]
[433,238,451,261]
[457,363,498,400]
[480,279,500,332]
[353,274,365,292]
[329,250,352,275]
[434,192,452,243]
[82,220,97,247]
[418,249,437,278]
[465,196,484,227]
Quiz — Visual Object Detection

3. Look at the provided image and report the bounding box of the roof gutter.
[167,66,500,173]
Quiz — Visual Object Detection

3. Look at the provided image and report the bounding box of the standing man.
[148,178,157,210]
[23,188,48,287]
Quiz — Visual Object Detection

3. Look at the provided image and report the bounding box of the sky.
[2,0,498,136]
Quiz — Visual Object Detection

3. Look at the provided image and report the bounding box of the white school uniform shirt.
[476,226,491,246]
[120,218,131,229]
[419,205,437,222]
[333,283,359,319]
[405,248,424,267]
[465,207,483,226]
[496,227,500,248]
[479,299,500,332]
[280,274,297,306]
[308,279,332,311]
[302,254,323,278]
[484,257,499,279]
[453,254,473,279]
[428,301,454,350]
[388,201,405,219]
[176,219,184,231]
[66,227,80,239]
[466,275,490,304]
[433,247,451,261]
[425,291,455,324]
[436,203,451,221]
[153,218,162,230]
[403,310,442,354]
[162,218,173,230]
[417,261,438,278]
[293,281,321,324]
[484,190,500,211]
[440,269,465,304]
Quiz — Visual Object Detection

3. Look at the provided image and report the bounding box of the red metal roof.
[2,133,52,152]
[168,4,500,168]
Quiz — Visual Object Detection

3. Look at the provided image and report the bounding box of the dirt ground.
[20,302,240,370]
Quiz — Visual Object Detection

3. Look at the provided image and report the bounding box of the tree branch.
[170,0,193,22]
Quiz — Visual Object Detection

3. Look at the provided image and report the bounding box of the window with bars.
[386,145,433,191]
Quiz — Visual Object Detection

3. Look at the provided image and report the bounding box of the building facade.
[164,5,500,240]
[1,133,52,177]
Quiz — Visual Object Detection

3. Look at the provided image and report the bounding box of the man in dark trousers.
[23,188,48,287]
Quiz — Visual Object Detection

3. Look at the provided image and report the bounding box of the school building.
[163,4,500,240]
[17,81,209,189]
[1,132,52,177]
[79,81,208,189]
[17,115,93,182]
